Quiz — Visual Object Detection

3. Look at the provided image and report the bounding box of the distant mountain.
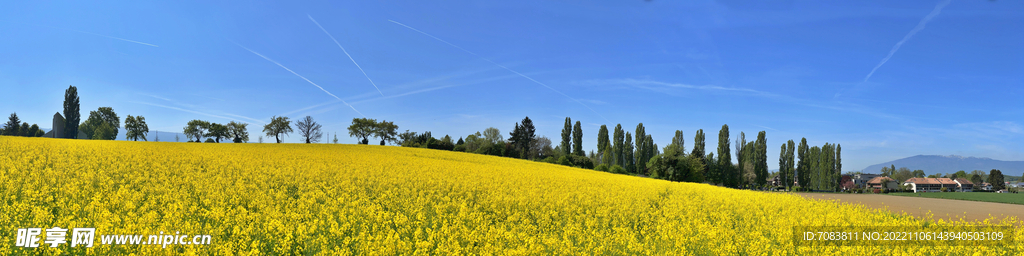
[861,155,1024,177]
[37,128,192,142]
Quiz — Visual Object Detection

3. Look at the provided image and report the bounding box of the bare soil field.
[797,193,1024,223]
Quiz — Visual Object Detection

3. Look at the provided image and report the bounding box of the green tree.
[754,131,768,187]
[296,115,323,144]
[333,133,339,144]
[970,174,983,186]
[612,124,624,165]
[951,170,969,180]
[508,117,536,159]
[691,129,706,179]
[18,123,30,136]
[81,107,120,140]
[561,117,572,156]
[836,144,842,179]
[717,124,733,187]
[624,132,635,173]
[3,112,20,136]
[93,122,115,141]
[598,125,609,160]
[264,116,293,143]
[227,121,249,143]
[735,132,747,186]
[667,130,685,154]
[988,169,1005,191]
[779,143,788,189]
[347,118,376,144]
[374,120,399,145]
[796,138,809,189]
[64,85,81,139]
[786,140,795,190]
[912,170,926,178]
[204,123,227,143]
[634,123,648,175]
[124,115,150,141]
[28,124,41,137]
[893,167,913,182]
[483,127,503,144]
[572,121,584,156]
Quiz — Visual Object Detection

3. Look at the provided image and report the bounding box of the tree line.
[389,116,844,191]
[3,86,150,140]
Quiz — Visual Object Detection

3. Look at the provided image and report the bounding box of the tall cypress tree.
[634,123,647,172]
[786,140,795,190]
[598,125,609,158]
[624,132,634,173]
[572,121,584,156]
[836,143,842,182]
[755,131,768,187]
[779,143,787,188]
[717,125,732,187]
[612,124,624,166]
[63,85,80,139]
[644,134,654,175]
[797,138,809,189]
[692,129,707,181]
[561,117,572,156]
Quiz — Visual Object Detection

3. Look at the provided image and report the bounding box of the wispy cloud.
[308,15,384,96]
[234,42,365,117]
[585,78,776,96]
[388,19,610,123]
[137,93,266,124]
[349,73,519,105]
[863,0,952,83]
[131,101,239,123]
[28,23,159,47]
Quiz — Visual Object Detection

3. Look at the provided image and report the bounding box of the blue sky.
[1,0,1021,173]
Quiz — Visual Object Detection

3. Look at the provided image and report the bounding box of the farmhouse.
[865,176,897,189]
[902,178,973,193]
[853,173,880,187]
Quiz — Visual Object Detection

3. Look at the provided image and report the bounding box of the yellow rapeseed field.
[1,136,1020,255]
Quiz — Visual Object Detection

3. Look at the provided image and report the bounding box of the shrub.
[940,187,948,192]
[453,144,466,152]
[595,164,610,172]
[557,156,571,166]
[873,188,881,194]
[204,138,215,143]
[610,165,625,174]
[541,156,556,164]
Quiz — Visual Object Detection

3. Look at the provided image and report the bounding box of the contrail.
[863,0,952,83]
[235,43,365,117]
[388,19,610,123]
[309,15,384,96]
[27,23,159,47]
[74,29,160,47]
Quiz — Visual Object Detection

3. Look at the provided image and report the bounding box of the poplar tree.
[797,138,809,189]
[755,131,768,187]
[717,125,732,187]
[612,124,624,166]
[786,140,795,190]
[624,132,635,173]
[561,117,572,156]
[634,123,647,172]
[572,121,584,156]
[598,125,609,159]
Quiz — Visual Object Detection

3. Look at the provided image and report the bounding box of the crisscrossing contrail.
[388,19,610,123]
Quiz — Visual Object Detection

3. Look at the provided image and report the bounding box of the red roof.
[866,176,894,184]
[902,177,969,185]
